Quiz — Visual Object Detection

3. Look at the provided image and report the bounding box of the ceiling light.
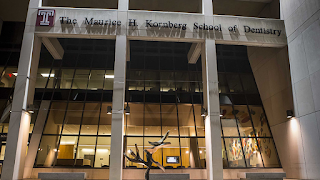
[186,151,189,153]
[82,149,94,152]
[12,73,18,76]
[105,75,114,79]
[41,73,55,77]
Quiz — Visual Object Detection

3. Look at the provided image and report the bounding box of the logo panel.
[36,9,55,26]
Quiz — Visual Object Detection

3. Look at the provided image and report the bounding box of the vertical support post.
[23,100,50,178]
[201,40,223,180]
[109,35,127,180]
[1,33,41,180]
[109,0,129,179]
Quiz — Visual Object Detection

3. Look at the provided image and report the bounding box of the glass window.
[43,102,67,134]
[72,70,90,89]
[36,135,60,166]
[58,69,75,89]
[144,104,161,136]
[258,138,280,167]
[220,106,239,137]
[56,136,78,166]
[249,106,271,137]
[242,138,263,167]
[233,105,254,137]
[226,74,243,93]
[194,104,205,136]
[240,74,258,93]
[94,137,111,168]
[162,105,179,136]
[80,103,100,135]
[76,136,96,167]
[98,103,112,135]
[62,102,83,135]
[162,137,181,168]
[125,137,143,168]
[198,138,206,168]
[88,70,105,90]
[178,104,196,137]
[104,70,114,90]
[224,138,246,167]
[126,103,144,136]
[218,74,229,93]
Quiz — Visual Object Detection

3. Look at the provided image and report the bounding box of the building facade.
[0,0,319,180]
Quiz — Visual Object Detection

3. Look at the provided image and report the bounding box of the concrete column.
[109,35,127,180]
[23,100,50,178]
[202,0,213,15]
[109,0,129,179]
[201,40,223,180]
[1,32,41,180]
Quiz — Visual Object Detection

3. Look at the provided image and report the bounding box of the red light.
[9,74,12,77]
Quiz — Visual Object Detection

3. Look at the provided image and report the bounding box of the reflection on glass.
[95,137,111,167]
[43,102,67,134]
[242,138,263,167]
[88,70,104,90]
[224,138,246,167]
[198,138,206,168]
[233,106,254,137]
[226,74,243,93]
[162,138,181,168]
[76,136,96,167]
[104,70,114,90]
[240,74,258,93]
[35,68,55,88]
[249,106,271,137]
[258,138,280,167]
[178,104,196,137]
[62,102,83,135]
[126,103,144,136]
[98,103,112,135]
[36,135,60,166]
[56,136,78,166]
[162,105,178,136]
[126,137,143,168]
[58,69,75,89]
[144,137,163,167]
[180,137,190,168]
[218,74,229,93]
[72,69,90,89]
[144,104,161,136]
[80,103,100,135]
[194,105,205,136]
[220,106,239,137]
[222,139,227,168]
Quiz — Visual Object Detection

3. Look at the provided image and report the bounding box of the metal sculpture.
[124,130,171,180]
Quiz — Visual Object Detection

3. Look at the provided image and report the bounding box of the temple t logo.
[36,9,55,26]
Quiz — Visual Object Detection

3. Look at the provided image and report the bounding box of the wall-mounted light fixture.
[286,110,293,119]
[201,107,207,117]
[220,109,223,117]
[125,105,130,115]
[26,104,36,114]
[107,106,112,115]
